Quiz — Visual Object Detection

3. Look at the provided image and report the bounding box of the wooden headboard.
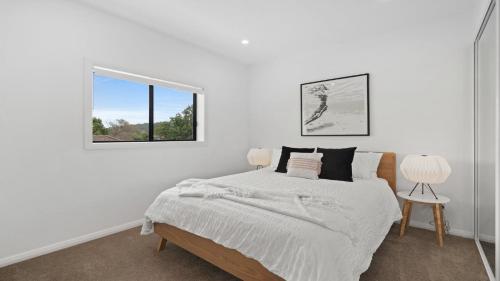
[376,152,397,193]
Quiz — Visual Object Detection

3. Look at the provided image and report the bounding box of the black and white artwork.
[301,73,369,136]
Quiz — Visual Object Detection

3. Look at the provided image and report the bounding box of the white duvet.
[142,169,402,281]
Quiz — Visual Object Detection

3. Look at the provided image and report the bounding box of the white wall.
[0,0,249,263]
[248,17,475,236]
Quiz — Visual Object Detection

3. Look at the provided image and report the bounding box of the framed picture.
[301,73,369,136]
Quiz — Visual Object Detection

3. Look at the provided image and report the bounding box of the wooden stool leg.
[400,200,412,237]
[433,203,444,247]
[157,237,167,252]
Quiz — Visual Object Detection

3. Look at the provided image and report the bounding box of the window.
[153,85,197,141]
[93,75,150,142]
[90,67,200,144]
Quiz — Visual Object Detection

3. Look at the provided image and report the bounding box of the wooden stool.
[397,191,450,247]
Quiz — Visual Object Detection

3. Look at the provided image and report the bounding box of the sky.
[93,75,193,126]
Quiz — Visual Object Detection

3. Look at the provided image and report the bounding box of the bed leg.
[157,237,167,252]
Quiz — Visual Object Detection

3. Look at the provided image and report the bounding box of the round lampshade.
[400,155,451,184]
[247,148,271,166]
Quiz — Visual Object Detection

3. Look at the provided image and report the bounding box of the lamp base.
[408,182,438,199]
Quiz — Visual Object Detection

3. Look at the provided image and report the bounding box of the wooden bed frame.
[155,152,396,281]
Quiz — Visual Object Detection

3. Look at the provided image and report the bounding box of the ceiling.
[76,0,484,65]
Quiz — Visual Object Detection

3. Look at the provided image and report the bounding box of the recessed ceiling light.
[241,39,250,45]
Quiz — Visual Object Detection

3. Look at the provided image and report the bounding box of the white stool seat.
[397,191,450,204]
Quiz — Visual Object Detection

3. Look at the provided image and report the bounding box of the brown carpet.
[0,225,488,281]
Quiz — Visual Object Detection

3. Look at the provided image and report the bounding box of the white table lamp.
[247,148,271,170]
[400,154,451,199]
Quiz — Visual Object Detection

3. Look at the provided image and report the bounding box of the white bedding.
[142,169,402,281]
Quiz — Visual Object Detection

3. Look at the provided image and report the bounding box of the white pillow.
[352,152,383,179]
[286,152,323,180]
[270,148,282,169]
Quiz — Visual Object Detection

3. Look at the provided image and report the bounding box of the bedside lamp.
[247,148,271,170]
[400,154,451,199]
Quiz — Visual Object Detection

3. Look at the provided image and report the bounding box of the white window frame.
[84,60,205,150]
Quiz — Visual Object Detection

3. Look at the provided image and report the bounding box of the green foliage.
[92,117,108,135]
[155,105,194,140]
[92,105,193,141]
[108,119,148,141]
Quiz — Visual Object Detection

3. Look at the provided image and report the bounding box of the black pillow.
[317,147,357,182]
[275,146,315,173]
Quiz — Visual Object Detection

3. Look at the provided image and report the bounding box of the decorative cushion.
[352,152,383,179]
[317,147,357,182]
[275,146,315,173]
[286,153,323,180]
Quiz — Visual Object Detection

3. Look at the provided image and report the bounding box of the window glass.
[92,75,149,142]
[154,85,194,141]
[91,73,197,143]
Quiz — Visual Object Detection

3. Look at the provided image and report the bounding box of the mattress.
[142,168,402,281]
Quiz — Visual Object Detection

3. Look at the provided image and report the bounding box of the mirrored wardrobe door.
[475,0,498,280]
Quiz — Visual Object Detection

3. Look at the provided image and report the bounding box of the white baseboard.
[0,218,473,269]
[0,219,143,268]
[401,220,474,239]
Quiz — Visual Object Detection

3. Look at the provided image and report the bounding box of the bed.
[141,152,400,281]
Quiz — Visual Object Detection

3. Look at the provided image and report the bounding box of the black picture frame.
[300,73,370,136]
